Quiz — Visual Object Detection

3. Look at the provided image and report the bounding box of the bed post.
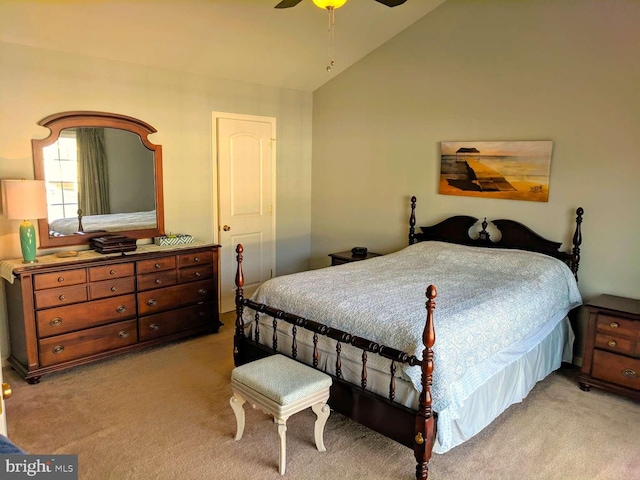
[233,244,245,366]
[414,284,437,480]
[409,196,417,245]
[570,207,583,281]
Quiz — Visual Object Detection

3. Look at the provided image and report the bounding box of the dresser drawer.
[178,251,213,268]
[89,277,136,300]
[139,302,216,342]
[137,256,176,275]
[592,350,640,390]
[36,294,137,338]
[178,264,213,283]
[34,269,86,290]
[137,279,215,315]
[137,270,178,291]
[38,319,138,367]
[34,285,88,309]
[596,315,638,337]
[89,263,134,282]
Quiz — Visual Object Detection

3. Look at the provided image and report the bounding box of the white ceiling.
[0,0,445,92]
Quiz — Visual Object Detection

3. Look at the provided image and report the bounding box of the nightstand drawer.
[596,315,638,337]
[595,333,638,357]
[592,350,640,390]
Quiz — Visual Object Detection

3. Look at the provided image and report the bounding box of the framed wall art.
[439,141,553,202]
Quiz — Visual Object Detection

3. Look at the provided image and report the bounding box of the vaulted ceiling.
[0,0,445,91]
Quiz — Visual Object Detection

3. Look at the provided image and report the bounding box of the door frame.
[211,111,277,306]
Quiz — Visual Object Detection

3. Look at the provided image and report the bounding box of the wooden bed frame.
[233,196,584,480]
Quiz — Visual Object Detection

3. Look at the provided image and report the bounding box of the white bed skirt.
[244,315,573,453]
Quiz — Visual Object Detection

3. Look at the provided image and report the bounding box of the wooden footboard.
[233,244,437,480]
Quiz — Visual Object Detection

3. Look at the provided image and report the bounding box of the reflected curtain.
[77,127,110,215]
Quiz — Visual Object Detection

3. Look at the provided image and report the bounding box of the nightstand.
[578,294,640,401]
[328,251,382,266]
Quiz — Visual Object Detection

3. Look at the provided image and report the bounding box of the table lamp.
[1,179,48,263]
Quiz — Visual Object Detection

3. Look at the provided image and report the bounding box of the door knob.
[2,383,11,400]
[223,225,231,231]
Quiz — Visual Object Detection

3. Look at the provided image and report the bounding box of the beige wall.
[311,0,640,359]
[0,42,313,361]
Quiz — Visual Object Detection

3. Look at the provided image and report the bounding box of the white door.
[214,113,276,313]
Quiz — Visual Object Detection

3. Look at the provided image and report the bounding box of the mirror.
[32,111,165,249]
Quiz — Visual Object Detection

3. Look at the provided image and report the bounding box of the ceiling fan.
[275,0,408,72]
[275,0,407,8]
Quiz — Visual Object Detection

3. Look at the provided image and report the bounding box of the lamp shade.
[1,179,48,220]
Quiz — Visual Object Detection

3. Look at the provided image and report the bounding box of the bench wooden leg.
[311,402,330,452]
[229,392,246,441]
[276,419,287,475]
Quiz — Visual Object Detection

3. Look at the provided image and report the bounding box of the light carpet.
[4,314,640,480]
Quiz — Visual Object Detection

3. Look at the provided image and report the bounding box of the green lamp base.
[19,220,38,264]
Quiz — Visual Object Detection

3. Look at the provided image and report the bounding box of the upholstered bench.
[230,354,332,475]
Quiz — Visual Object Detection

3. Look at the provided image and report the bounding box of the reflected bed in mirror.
[32,111,165,249]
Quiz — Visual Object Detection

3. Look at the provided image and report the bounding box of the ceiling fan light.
[312,0,347,9]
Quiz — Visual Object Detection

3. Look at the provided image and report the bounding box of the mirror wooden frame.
[32,111,165,249]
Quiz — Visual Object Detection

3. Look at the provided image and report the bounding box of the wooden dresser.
[3,244,221,383]
[578,294,640,401]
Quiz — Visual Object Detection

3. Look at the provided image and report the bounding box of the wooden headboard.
[408,196,584,280]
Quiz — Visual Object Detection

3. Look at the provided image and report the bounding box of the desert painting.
[439,141,553,202]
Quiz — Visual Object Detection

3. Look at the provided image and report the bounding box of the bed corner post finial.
[414,284,437,480]
[571,207,584,281]
[234,244,245,364]
[409,196,417,245]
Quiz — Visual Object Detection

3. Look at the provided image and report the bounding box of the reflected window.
[42,131,78,221]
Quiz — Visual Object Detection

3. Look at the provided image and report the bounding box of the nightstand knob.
[608,340,617,348]
[609,322,619,329]
[623,369,637,378]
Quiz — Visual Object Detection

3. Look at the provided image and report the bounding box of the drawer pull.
[50,317,63,327]
[154,263,161,269]
[198,288,208,296]
[57,277,64,283]
[111,286,117,292]
[149,324,160,331]
[118,331,130,339]
[194,272,201,278]
[110,269,116,275]
[610,322,619,329]
[623,369,637,378]
[58,294,66,301]
[194,257,200,263]
[607,340,617,348]
[116,305,127,313]
[155,279,161,284]
[147,298,157,306]
[52,345,65,354]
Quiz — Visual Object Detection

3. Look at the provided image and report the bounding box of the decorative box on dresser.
[2,243,221,384]
[578,294,640,401]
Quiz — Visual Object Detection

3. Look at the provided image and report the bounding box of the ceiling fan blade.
[374,0,408,6]
[274,0,304,8]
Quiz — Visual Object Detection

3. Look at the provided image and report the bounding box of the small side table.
[328,251,382,266]
[578,294,640,401]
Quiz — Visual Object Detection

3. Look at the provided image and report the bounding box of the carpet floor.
[4,314,640,479]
